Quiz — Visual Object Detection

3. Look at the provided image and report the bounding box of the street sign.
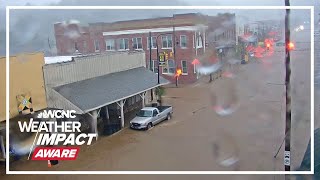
[284,151,290,166]
[159,52,166,66]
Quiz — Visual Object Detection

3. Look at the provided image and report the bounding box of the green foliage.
[156,86,165,97]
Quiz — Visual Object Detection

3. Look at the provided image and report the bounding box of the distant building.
[237,20,283,43]
[54,13,236,84]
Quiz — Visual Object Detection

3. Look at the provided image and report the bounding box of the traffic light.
[287,42,295,51]
[266,43,270,51]
[175,68,182,77]
[165,52,169,60]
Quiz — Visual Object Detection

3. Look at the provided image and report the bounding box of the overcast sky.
[0,0,318,56]
[0,0,318,6]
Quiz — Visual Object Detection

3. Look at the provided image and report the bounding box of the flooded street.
[0,47,312,180]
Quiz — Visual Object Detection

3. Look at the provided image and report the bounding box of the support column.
[105,106,110,124]
[0,135,5,159]
[116,100,125,128]
[120,100,124,128]
[105,106,109,119]
[90,110,98,135]
[139,92,146,108]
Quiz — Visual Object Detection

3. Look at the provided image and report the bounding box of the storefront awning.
[53,67,169,114]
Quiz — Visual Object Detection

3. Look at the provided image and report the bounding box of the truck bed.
[157,106,172,113]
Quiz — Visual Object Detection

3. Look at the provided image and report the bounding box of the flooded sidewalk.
[2,52,311,179]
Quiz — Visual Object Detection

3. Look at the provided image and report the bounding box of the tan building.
[0,52,47,122]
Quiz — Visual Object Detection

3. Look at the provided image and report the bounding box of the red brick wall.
[54,13,236,84]
[102,30,200,84]
[54,23,91,55]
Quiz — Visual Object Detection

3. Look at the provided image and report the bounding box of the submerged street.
[1,44,311,180]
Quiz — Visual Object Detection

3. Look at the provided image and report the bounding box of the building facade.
[54,13,236,84]
[0,52,47,122]
[43,51,169,136]
[0,52,48,161]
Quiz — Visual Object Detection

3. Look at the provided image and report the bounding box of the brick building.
[54,13,236,83]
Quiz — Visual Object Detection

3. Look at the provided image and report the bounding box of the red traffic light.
[287,42,295,50]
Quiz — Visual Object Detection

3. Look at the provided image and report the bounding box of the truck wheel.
[146,123,153,130]
[166,114,171,120]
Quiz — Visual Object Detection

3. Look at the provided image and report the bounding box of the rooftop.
[89,13,235,32]
[54,67,169,113]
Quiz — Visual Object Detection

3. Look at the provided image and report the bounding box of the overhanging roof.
[54,67,169,113]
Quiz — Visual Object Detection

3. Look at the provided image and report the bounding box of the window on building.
[118,38,129,50]
[83,41,87,50]
[163,59,175,74]
[161,35,172,49]
[132,37,143,49]
[197,36,203,48]
[94,40,100,52]
[181,60,188,74]
[193,35,203,48]
[105,39,115,50]
[180,35,187,48]
[74,42,78,51]
[150,60,158,73]
[147,36,157,49]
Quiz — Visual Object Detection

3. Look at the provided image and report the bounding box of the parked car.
[130,106,173,130]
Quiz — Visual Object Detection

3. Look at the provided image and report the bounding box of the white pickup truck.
[130,106,173,130]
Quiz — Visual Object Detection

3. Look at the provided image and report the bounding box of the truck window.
[153,109,158,117]
[136,110,152,117]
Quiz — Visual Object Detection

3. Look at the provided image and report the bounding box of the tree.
[156,86,165,106]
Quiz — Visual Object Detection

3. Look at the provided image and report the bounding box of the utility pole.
[157,39,160,84]
[284,0,291,175]
[173,14,178,87]
[149,31,152,71]
[149,31,153,101]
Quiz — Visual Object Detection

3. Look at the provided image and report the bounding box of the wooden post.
[0,135,5,159]
[120,100,124,128]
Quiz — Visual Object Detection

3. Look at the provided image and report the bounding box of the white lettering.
[52,149,61,158]
[37,133,56,146]
[63,134,75,146]
[18,118,34,132]
[73,122,81,132]
[70,110,77,118]
[34,149,43,158]
[44,149,55,157]
[69,149,77,158]
[39,110,77,119]
[31,121,39,132]
[75,134,86,145]
[54,134,66,145]
[61,149,69,158]
[86,134,97,145]
[64,122,72,132]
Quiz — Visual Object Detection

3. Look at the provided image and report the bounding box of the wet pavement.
[1,49,312,180]
[0,5,316,180]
